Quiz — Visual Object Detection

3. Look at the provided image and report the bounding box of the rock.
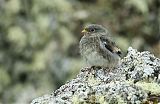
[31,47,160,104]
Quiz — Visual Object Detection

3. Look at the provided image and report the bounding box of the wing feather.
[100,36,121,56]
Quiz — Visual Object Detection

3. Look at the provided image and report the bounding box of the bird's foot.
[91,66,102,70]
[102,67,113,74]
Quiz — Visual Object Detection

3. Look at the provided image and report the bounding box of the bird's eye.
[90,28,95,32]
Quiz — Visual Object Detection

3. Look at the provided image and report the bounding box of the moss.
[136,82,160,94]
[7,26,27,50]
[0,68,11,93]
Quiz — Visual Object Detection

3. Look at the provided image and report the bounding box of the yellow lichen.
[87,75,101,86]
[136,82,160,94]
[72,95,80,104]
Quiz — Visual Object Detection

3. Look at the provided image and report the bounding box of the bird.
[79,24,121,69]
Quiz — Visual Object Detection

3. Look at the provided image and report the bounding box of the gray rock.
[31,47,160,104]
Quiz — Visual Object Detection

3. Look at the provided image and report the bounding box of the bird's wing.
[99,36,122,56]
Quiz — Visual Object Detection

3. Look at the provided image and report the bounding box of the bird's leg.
[84,65,102,72]
[83,66,95,72]
[90,66,100,78]
[96,66,102,69]
[91,66,102,70]
[91,66,96,69]
[91,66,101,69]
[102,67,112,74]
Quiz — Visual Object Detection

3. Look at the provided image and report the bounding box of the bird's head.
[81,24,107,36]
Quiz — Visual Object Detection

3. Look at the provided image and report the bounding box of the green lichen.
[87,74,101,86]
[136,82,160,94]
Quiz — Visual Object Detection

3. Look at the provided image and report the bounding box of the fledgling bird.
[79,24,121,69]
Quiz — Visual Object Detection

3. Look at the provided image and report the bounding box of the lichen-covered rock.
[31,47,160,104]
[121,47,160,83]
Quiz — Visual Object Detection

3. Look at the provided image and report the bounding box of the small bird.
[79,24,121,69]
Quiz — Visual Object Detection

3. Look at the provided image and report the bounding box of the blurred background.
[0,0,159,103]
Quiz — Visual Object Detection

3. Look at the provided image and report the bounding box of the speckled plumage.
[79,24,121,68]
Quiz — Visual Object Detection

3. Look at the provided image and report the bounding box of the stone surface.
[31,47,160,104]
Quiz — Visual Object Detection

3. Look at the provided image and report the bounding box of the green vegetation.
[0,0,159,103]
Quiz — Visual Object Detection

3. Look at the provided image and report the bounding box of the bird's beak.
[81,29,87,34]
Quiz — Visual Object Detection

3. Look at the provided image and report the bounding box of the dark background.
[0,0,159,103]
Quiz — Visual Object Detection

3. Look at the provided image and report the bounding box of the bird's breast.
[80,36,99,52]
[79,36,120,67]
